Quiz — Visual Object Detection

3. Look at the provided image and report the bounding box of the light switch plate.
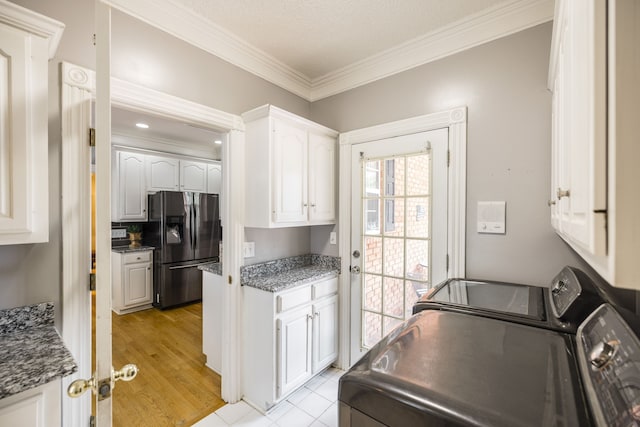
[477,201,506,234]
[243,241,255,258]
[330,232,337,245]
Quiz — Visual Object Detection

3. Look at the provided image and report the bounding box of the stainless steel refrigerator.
[147,191,220,309]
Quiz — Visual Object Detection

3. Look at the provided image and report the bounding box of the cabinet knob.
[311,204,316,208]
[547,200,556,206]
[307,314,313,321]
[556,188,570,200]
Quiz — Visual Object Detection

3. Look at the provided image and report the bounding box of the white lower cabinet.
[0,380,61,427]
[202,270,223,374]
[112,250,153,314]
[243,277,338,413]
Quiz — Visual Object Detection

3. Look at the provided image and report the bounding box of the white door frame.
[337,107,467,368]
[60,60,246,424]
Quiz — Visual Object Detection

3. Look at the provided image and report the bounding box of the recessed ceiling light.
[214,140,222,145]
[135,123,149,129]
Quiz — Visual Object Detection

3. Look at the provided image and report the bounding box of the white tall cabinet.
[243,277,339,413]
[0,4,63,245]
[549,0,640,289]
[242,105,337,228]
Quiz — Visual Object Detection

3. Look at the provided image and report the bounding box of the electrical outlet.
[330,232,337,245]
[243,241,255,258]
[111,228,127,239]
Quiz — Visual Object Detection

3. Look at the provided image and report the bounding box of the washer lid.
[340,310,590,427]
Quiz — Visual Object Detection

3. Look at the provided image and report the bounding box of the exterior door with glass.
[350,128,449,363]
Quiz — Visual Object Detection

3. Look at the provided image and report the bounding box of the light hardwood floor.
[110,303,225,426]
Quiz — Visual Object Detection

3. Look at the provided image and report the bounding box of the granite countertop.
[111,245,155,253]
[199,262,222,276]
[241,254,340,293]
[0,303,78,400]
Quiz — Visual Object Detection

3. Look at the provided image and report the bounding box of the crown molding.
[0,0,65,58]
[310,0,554,101]
[103,0,311,100]
[102,0,553,102]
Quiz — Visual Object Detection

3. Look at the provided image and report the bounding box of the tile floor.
[194,368,343,427]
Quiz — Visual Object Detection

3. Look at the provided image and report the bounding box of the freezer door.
[155,261,203,308]
[161,191,194,263]
[194,193,220,260]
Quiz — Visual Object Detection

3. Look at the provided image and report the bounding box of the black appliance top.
[413,266,604,333]
[339,310,591,427]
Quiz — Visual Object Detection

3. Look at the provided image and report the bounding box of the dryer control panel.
[577,304,640,427]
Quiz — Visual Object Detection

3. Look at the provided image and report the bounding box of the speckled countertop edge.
[240,254,340,293]
[199,262,222,276]
[0,303,78,400]
[111,245,155,253]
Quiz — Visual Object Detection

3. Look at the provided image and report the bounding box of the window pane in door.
[406,154,430,195]
[382,277,404,318]
[383,198,404,236]
[364,236,383,274]
[383,237,404,278]
[384,158,404,196]
[363,312,382,348]
[363,274,382,312]
[406,197,430,238]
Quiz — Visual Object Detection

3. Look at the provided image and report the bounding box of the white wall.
[310,22,588,286]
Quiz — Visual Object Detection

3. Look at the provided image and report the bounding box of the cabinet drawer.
[277,285,312,313]
[123,251,152,264]
[312,277,338,299]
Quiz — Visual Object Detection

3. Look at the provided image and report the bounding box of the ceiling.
[109,0,554,100]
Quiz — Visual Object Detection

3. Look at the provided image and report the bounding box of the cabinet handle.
[556,188,570,200]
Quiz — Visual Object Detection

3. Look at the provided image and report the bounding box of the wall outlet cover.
[112,228,127,239]
[330,232,337,245]
[243,241,255,258]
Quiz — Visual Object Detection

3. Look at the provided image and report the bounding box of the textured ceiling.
[171,0,512,79]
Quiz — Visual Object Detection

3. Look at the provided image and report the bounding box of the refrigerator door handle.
[168,262,212,270]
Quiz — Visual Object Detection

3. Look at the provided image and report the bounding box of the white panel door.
[350,128,449,363]
[308,132,336,223]
[277,305,313,398]
[117,152,147,221]
[147,155,180,191]
[180,160,207,192]
[272,119,307,224]
[312,295,338,372]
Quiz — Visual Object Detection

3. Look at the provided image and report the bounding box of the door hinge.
[89,128,96,147]
[228,275,233,285]
[89,415,95,427]
[447,150,451,167]
[89,273,96,291]
[446,254,449,272]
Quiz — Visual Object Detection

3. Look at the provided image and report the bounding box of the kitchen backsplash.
[111,222,148,247]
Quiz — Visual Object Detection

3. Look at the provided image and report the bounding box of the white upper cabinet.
[147,155,180,191]
[549,0,640,289]
[0,4,63,245]
[113,151,147,222]
[243,105,338,228]
[180,160,208,193]
[207,162,222,194]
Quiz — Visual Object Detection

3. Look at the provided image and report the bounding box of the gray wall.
[0,1,312,320]
[310,22,587,286]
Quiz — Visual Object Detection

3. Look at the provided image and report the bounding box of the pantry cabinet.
[112,249,153,314]
[549,0,640,289]
[243,276,339,412]
[0,4,63,245]
[242,105,338,228]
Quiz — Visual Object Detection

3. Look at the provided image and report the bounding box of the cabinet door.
[308,133,336,223]
[147,155,180,191]
[550,0,606,255]
[180,160,208,192]
[202,272,223,373]
[0,23,49,244]
[116,152,147,221]
[123,262,152,307]
[207,162,222,194]
[272,119,308,223]
[0,381,61,427]
[312,295,338,372]
[277,305,313,398]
